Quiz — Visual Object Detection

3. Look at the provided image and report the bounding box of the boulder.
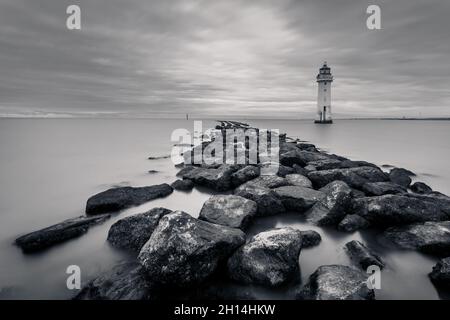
[300,230,322,248]
[74,262,154,300]
[279,150,306,167]
[353,195,449,226]
[285,174,313,188]
[234,183,285,216]
[86,184,173,215]
[277,165,295,177]
[292,164,309,176]
[307,166,388,189]
[340,160,379,169]
[344,240,384,270]
[403,193,450,216]
[138,211,246,286]
[361,181,406,196]
[199,195,257,229]
[171,179,194,191]
[297,150,331,163]
[176,166,196,177]
[227,228,303,287]
[107,207,172,252]
[15,215,110,253]
[338,214,370,232]
[383,221,450,256]
[410,182,433,194]
[304,181,353,226]
[273,186,325,213]
[231,166,260,187]
[429,257,450,287]
[389,168,413,188]
[306,159,343,171]
[181,164,240,191]
[296,143,317,152]
[246,175,289,189]
[297,265,374,300]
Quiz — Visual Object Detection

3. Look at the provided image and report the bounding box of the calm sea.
[0,119,449,299]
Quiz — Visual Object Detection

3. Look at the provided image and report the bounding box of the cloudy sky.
[0,0,449,118]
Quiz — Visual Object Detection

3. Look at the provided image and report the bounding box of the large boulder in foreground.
[86,184,173,215]
[353,195,449,226]
[361,182,406,196]
[199,195,257,229]
[305,181,353,226]
[383,221,450,256]
[338,214,370,232]
[285,174,312,188]
[273,186,325,213]
[389,168,414,188]
[344,240,384,270]
[74,262,153,300]
[307,166,388,189]
[231,166,260,187]
[138,211,245,287]
[234,183,285,216]
[15,215,110,253]
[429,257,450,288]
[227,228,303,287]
[297,265,374,300]
[181,164,240,191]
[107,207,172,252]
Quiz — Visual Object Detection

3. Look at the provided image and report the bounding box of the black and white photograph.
[0,0,450,312]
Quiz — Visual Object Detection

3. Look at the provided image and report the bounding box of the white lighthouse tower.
[315,62,333,124]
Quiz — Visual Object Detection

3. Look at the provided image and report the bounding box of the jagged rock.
[285,174,313,188]
[361,181,406,196]
[300,230,322,248]
[389,168,413,188]
[107,207,172,252]
[353,195,449,226]
[181,164,240,191]
[234,183,285,216]
[273,186,325,212]
[429,257,450,287]
[171,179,194,191]
[297,150,331,163]
[231,166,260,187]
[15,215,110,253]
[279,142,300,154]
[305,181,353,226]
[227,228,303,287]
[74,262,154,300]
[344,240,384,270]
[340,160,379,169]
[199,195,257,229]
[383,221,450,256]
[351,188,367,198]
[138,211,245,286]
[307,159,343,171]
[410,182,433,194]
[86,184,173,215]
[277,165,294,177]
[280,150,306,167]
[292,164,308,176]
[403,193,450,216]
[338,214,370,232]
[245,175,289,189]
[307,166,388,189]
[297,265,374,300]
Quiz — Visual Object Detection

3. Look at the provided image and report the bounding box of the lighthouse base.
[314,120,333,124]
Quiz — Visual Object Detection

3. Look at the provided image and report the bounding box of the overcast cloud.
[0,0,449,118]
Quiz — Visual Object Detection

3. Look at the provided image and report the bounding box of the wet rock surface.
[361,181,406,196]
[138,211,245,287]
[389,168,414,188]
[273,185,325,212]
[410,182,433,194]
[305,181,353,226]
[383,221,450,256]
[86,184,173,215]
[181,164,240,191]
[285,174,313,188]
[344,240,384,269]
[171,179,194,191]
[308,166,388,189]
[234,183,285,216]
[74,262,154,300]
[227,228,303,287]
[300,230,322,248]
[338,214,370,232]
[16,215,110,253]
[199,195,257,229]
[429,257,450,287]
[297,265,374,300]
[231,165,260,187]
[107,207,172,252]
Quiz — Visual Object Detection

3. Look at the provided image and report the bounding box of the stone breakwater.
[14,121,450,299]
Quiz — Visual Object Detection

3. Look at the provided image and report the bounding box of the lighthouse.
[315,62,333,124]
